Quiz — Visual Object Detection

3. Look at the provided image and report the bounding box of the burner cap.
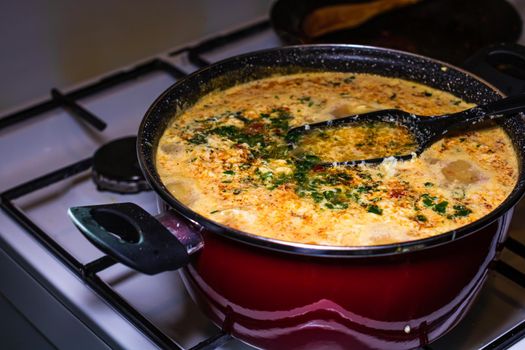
[92,136,150,193]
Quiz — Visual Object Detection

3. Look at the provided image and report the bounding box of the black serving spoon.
[286,94,525,166]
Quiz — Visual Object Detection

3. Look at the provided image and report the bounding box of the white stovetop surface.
[0,16,280,349]
[3,7,525,349]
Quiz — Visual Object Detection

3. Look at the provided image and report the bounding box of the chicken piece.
[441,160,481,185]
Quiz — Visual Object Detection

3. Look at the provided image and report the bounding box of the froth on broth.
[156,72,517,246]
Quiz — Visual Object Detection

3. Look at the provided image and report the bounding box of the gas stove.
[2,5,525,350]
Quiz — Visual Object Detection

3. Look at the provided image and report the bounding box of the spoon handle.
[444,93,525,126]
[477,93,525,115]
[413,94,525,152]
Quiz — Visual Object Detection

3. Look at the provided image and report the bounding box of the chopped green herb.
[223,170,235,175]
[269,109,293,132]
[261,144,289,159]
[424,182,434,188]
[188,133,207,145]
[210,125,265,147]
[285,131,301,145]
[322,171,352,185]
[415,214,427,222]
[424,91,433,97]
[274,174,292,186]
[298,96,311,104]
[356,184,373,193]
[452,204,472,218]
[421,194,437,207]
[210,125,238,138]
[233,189,242,195]
[259,171,274,180]
[433,201,448,214]
[345,190,360,202]
[294,154,321,173]
[311,191,324,203]
[325,202,349,210]
[323,190,338,200]
[367,205,383,215]
[420,194,448,214]
[357,172,372,180]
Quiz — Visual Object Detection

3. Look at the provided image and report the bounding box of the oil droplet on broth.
[295,121,417,162]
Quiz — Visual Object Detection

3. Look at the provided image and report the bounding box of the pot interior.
[138,45,525,257]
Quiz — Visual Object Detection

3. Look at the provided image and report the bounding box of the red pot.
[180,214,509,349]
[68,45,525,349]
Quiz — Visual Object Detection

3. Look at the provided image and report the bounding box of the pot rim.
[138,44,525,257]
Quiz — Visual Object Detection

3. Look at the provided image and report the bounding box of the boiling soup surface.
[156,72,517,246]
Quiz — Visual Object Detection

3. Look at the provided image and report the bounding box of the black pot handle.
[463,43,525,96]
[68,203,201,275]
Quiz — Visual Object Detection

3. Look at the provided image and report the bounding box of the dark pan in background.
[270,0,522,66]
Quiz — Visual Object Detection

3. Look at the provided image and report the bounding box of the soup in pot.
[156,72,517,246]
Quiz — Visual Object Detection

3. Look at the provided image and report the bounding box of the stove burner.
[92,136,150,193]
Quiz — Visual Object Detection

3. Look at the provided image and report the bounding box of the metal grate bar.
[51,88,107,131]
[0,158,93,274]
[0,59,185,131]
[1,158,93,201]
[504,237,525,257]
[484,242,525,350]
[190,19,270,55]
[0,160,183,349]
[0,49,217,348]
[189,331,232,350]
[187,50,211,68]
[1,196,86,275]
[480,319,525,350]
[82,255,116,277]
[86,273,183,349]
[154,59,188,80]
[495,236,525,295]
[0,99,59,131]
[186,19,270,68]
[494,258,525,289]
[168,19,269,58]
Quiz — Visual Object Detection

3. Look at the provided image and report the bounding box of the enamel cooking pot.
[69,45,525,349]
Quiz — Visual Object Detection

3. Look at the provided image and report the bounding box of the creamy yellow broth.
[295,121,417,162]
[156,72,518,246]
